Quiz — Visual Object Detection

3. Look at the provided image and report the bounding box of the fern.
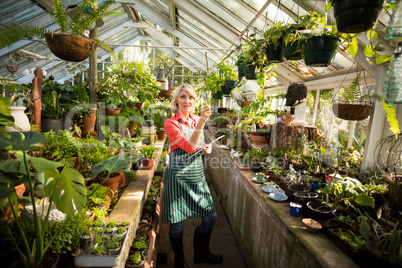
[0,25,50,48]
[381,100,401,136]
[51,0,69,33]
[341,72,361,102]
[94,39,113,54]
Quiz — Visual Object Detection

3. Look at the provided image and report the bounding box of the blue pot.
[310,181,321,190]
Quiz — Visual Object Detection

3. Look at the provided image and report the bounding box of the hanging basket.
[332,0,386,33]
[237,63,246,78]
[332,101,375,121]
[302,36,339,67]
[45,33,97,62]
[283,41,303,60]
[265,42,285,64]
[245,65,258,80]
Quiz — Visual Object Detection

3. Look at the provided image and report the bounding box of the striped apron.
[162,121,216,224]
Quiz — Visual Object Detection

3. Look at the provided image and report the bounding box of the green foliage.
[116,227,126,234]
[0,25,50,48]
[381,100,401,136]
[85,183,108,209]
[338,73,362,102]
[92,245,103,255]
[153,112,167,131]
[106,220,118,228]
[41,130,79,168]
[122,170,137,181]
[0,131,87,268]
[140,145,156,159]
[106,240,119,249]
[132,240,147,250]
[217,60,238,81]
[130,251,143,265]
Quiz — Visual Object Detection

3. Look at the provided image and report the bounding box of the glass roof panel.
[177,10,232,48]
[217,0,266,30]
[194,0,246,30]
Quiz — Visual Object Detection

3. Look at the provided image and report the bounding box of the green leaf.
[388,229,401,260]
[359,218,370,242]
[381,100,400,136]
[0,132,46,151]
[91,153,131,178]
[367,29,377,41]
[355,193,375,206]
[374,42,387,52]
[364,45,376,58]
[0,186,14,199]
[325,2,333,12]
[17,152,63,173]
[376,55,392,65]
[44,167,87,216]
[347,37,358,57]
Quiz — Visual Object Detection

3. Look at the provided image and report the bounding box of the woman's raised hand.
[200,101,212,120]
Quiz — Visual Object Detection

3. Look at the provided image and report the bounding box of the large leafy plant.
[0,131,87,268]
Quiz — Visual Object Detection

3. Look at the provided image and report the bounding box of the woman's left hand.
[201,144,212,154]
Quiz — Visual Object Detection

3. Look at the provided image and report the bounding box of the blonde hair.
[170,84,197,114]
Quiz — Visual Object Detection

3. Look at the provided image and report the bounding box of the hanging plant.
[0,0,120,62]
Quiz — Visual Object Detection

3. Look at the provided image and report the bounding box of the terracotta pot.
[156,130,165,140]
[98,171,123,192]
[158,89,174,98]
[142,158,155,170]
[277,114,294,126]
[105,108,122,116]
[136,224,153,236]
[119,171,130,188]
[249,134,268,146]
[128,122,136,136]
[78,108,97,134]
[0,184,26,220]
[135,103,143,111]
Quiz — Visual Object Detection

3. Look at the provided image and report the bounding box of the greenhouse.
[0,0,401,267]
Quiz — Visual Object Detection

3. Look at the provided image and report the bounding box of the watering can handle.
[166,64,174,76]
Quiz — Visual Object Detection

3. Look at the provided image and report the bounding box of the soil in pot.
[287,183,310,202]
[136,224,153,236]
[293,191,319,214]
[306,200,333,221]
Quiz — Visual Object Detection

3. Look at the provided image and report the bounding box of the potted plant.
[106,238,121,255]
[126,251,146,268]
[0,78,32,132]
[282,23,305,60]
[263,21,287,63]
[0,0,119,62]
[326,0,386,34]
[120,106,144,137]
[275,109,294,126]
[153,113,167,140]
[298,12,340,67]
[0,131,88,268]
[140,145,156,170]
[217,61,238,94]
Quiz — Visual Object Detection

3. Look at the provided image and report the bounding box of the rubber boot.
[169,236,189,268]
[193,228,224,264]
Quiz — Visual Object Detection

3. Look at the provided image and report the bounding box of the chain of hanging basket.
[332,61,375,121]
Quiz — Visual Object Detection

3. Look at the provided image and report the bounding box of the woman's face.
[176,89,195,114]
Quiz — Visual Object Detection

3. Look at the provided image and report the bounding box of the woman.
[163,84,223,268]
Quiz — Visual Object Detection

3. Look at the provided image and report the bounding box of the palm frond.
[0,25,50,48]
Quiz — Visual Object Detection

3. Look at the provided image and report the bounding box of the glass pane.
[178,11,231,47]
[194,0,246,30]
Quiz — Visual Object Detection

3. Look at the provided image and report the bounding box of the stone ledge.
[105,138,165,268]
[204,131,359,268]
